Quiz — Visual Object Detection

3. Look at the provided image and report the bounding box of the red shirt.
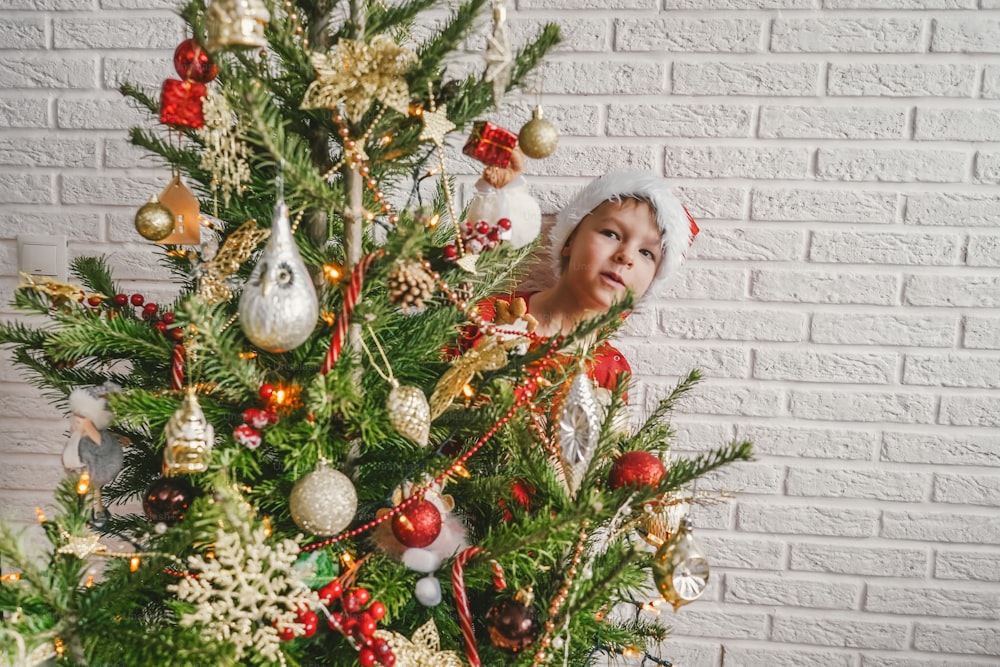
[473,292,632,397]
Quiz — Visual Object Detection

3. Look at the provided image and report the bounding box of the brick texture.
[1,1,998,666]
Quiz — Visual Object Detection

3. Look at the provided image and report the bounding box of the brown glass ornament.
[143,476,195,524]
[485,595,540,653]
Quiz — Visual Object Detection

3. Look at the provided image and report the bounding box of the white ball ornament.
[289,462,358,536]
[414,575,442,606]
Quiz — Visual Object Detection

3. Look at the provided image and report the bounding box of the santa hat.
[549,171,699,300]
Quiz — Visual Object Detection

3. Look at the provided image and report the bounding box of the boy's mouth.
[600,271,625,287]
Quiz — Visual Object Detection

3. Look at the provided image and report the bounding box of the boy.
[478,170,698,392]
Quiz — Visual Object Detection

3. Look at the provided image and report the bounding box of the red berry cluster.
[92,293,183,340]
[276,606,320,641]
[318,582,395,666]
[443,217,512,260]
[233,407,279,450]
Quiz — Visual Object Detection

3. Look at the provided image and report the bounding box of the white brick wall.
[0,1,998,666]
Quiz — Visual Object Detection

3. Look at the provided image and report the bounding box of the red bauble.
[485,597,540,653]
[130,293,145,306]
[160,79,206,129]
[608,451,666,491]
[142,477,195,524]
[390,499,441,548]
[113,293,128,307]
[173,38,218,83]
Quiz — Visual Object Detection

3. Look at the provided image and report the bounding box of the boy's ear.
[561,230,577,257]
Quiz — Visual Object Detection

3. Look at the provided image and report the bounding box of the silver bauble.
[239,201,319,352]
[557,371,601,496]
[289,462,358,536]
[652,516,710,611]
[517,105,559,159]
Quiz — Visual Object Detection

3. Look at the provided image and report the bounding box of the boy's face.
[559,199,662,311]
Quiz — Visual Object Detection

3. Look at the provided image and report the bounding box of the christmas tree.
[0,0,751,665]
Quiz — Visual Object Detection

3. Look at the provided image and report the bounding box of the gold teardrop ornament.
[651,516,710,611]
[387,381,431,446]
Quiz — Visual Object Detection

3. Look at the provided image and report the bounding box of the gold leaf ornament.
[197,220,270,304]
[18,273,96,307]
[373,619,464,667]
[429,335,510,419]
[300,36,416,122]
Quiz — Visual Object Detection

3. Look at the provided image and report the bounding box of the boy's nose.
[615,248,634,266]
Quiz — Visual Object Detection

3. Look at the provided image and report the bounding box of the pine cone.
[387,260,435,313]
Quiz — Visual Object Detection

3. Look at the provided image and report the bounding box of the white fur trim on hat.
[549,171,694,301]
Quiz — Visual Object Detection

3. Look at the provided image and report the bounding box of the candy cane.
[321,252,380,375]
[171,344,184,390]
[452,546,484,667]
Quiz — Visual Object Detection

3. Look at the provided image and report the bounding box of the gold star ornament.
[58,533,107,559]
[301,36,416,122]
[418,105,456,145]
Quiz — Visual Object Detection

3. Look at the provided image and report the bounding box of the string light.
[35,507,46,523]
[54,638,65,657]
[338,551,356,570]
[323,263,344,282]
[0,573,20,583]
[76,471,90,495]
[321,312,337,326]
[238,351,258,360]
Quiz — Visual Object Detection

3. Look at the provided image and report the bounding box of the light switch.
[18,234,67,282]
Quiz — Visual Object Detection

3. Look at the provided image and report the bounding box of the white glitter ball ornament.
[289,462,358,536]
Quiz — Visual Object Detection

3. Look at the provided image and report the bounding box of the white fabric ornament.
[466,175,540,249]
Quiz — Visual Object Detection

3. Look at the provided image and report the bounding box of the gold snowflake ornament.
[373,619,464,667]
[301,36,416,122]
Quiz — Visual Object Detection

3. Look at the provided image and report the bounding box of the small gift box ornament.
[160,79,207,129]
[462,121,518,168]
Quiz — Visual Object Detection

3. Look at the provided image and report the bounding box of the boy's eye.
[601,229,619,240]
[640,249,656,260]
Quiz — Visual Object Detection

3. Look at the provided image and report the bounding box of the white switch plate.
[18,234,67,282]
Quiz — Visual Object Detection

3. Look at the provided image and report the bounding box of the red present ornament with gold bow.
[160,79,207,129]
[462,121,517,168]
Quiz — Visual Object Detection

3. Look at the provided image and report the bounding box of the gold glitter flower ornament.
[300,36,416,122]
[373,619,463,667]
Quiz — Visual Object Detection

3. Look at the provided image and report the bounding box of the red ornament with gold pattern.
[462,121,518,168]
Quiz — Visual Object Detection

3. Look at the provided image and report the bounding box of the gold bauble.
[387,381,431,446]
[651,516,710,611]
[163,387,215,476]
[135,195,176,241]
[289,462,357,536]
[517,105,559,159]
